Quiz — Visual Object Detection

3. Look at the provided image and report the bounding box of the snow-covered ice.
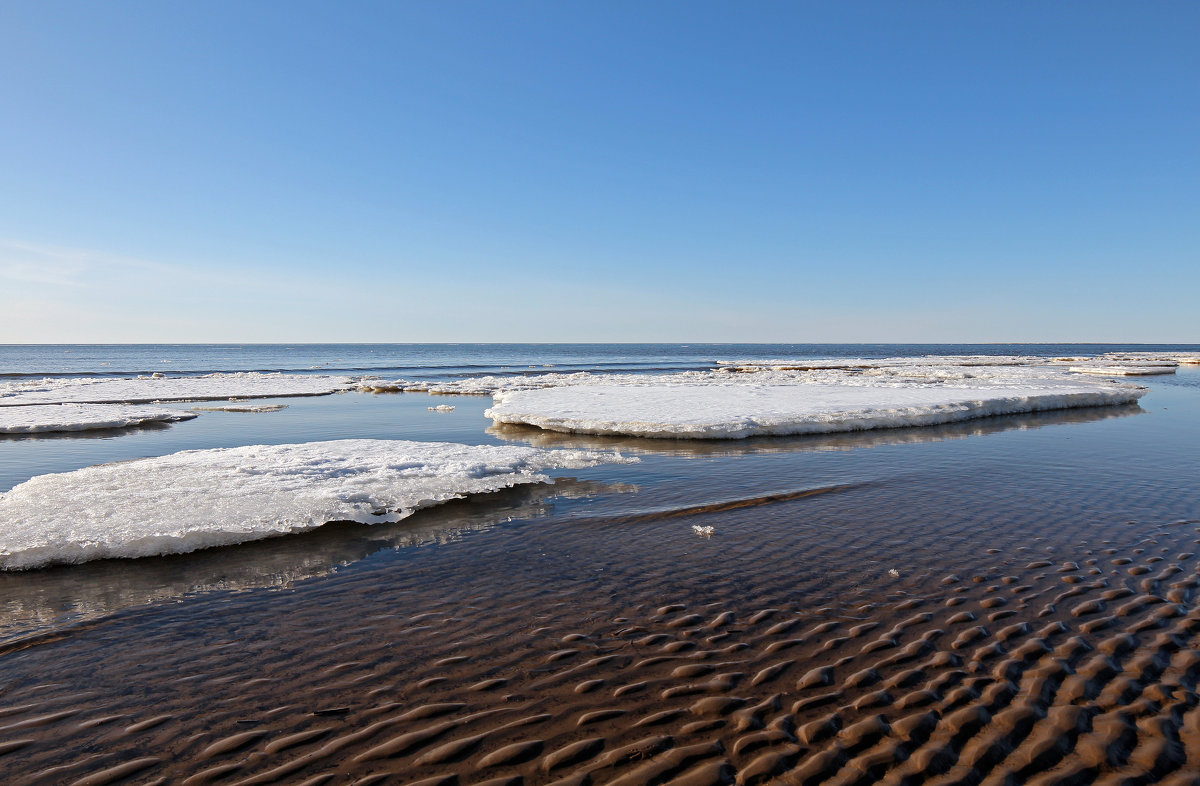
[1068,363,1178,376]
[486,378,1146,439]
[190,403,290,413]
[0,439,634,570]
[0,404,196,434]
[354,353,1189,398]
[0,372,353,406]
[355,371,607,396]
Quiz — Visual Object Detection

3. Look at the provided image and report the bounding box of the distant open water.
[2,343,1197,380]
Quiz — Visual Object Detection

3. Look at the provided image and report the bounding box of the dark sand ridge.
[1,446,1199,786]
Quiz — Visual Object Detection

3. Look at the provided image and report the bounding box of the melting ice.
[485,376,1147,439]
[0,372,353,406]
[0,439,634,570]
[0,403,196,434]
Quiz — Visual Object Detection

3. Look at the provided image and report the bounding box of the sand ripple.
[0,475,1199,784]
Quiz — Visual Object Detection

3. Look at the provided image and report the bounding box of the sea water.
[0,344,1197,645]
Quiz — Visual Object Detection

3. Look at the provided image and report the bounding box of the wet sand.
[2,458,1199,785]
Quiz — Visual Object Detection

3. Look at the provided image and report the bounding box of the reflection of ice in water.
[0,478,628,648]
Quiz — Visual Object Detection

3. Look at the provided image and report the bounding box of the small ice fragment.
[428,405,456,412]
[888,568,900,577]
[692,525,715,538]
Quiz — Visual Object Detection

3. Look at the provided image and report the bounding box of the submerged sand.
[0,465,1198,785]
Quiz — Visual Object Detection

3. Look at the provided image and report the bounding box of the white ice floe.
[1088,351,1200,366]
[0,439,634,570]
[355,371,609,396]
[1069,365,1177,376]
[0,404,196,434]
[356,353,1188,398]
[486,378,1146,440]
[715,355,1046,371]
[0,372,353,406]
[428,405,456,412]
[190,404,290,413]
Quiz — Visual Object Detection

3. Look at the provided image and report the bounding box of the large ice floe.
[357,352,1187,397]
[0,372,353,406]
[0,440,633,570]
[0,404,196,434]
[486,369,1148,439]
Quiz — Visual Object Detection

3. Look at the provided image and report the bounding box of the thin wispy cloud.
[0,239,311,295]
[0,240,184,288]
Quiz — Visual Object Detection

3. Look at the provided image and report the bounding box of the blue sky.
[2,2,1197,343]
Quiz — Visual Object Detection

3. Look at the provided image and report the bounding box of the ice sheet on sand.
[0,404,196,434]
[486,380,1146,439]
[0,439,634,570]
[0,372,353,406]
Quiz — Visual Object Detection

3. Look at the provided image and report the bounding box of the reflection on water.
[0,478,628,647]
[487,403,1145,456]
[0,400,1154,649]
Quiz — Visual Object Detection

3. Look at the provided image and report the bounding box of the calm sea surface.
[1,344,1197,645]
[3,342,1197,380]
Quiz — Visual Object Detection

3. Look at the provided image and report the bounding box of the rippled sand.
[1,455,1199,785]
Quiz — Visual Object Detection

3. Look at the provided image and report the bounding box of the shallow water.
[0,347,1198,783]
[0,360,1197,641]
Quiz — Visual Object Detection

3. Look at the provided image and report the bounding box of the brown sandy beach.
[2,446,1199,785]
[4,0,1198,774]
